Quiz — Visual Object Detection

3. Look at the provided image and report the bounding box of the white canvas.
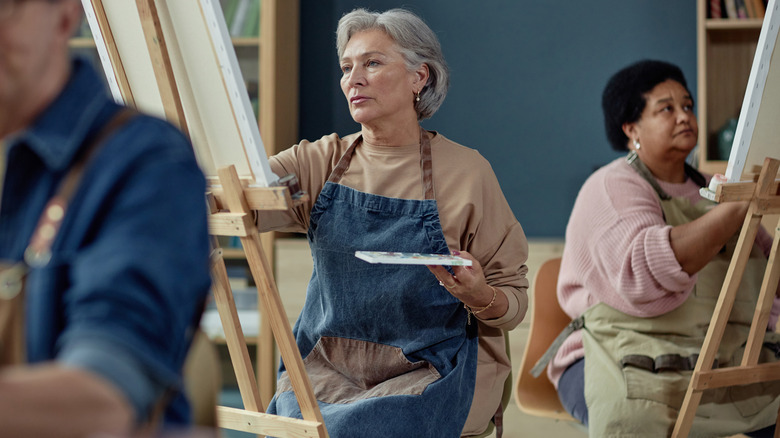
[726,0,780,182]
[80,0,277,186]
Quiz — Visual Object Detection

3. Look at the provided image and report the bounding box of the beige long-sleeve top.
[261,130,529,435]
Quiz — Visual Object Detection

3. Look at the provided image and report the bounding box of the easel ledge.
[714,178,780,204]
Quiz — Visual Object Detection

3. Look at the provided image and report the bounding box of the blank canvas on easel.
[726,0,780,182]
[80,0,277,185]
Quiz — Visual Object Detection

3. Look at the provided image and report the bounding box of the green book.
[241,0,261,37]
[221,0,240,31]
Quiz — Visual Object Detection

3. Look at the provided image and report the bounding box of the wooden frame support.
[208,166,327,438]
[673,157,780,437]
[87,0,135,106]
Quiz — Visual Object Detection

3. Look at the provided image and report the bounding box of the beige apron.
[582,155,780,437]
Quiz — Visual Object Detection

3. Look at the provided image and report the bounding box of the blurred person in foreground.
[0,0,212,436]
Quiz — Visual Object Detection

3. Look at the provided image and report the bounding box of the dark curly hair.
[602,60,691,151]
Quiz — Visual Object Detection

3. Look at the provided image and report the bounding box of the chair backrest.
[514,257,575,421]
[183,329,222,427]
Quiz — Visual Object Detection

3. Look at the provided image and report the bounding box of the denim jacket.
[0,59,211,425]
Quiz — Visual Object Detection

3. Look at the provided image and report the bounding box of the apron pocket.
[624,367,690,409]
[277,336,441,404]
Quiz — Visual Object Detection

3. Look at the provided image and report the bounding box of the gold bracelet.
[464,286,497,325]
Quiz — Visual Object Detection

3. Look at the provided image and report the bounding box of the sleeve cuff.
[645,225,697,292]
[57,338,167,424]
[476,287,521,329]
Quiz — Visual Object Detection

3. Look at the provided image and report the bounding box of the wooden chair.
[514,257,575,421]
[183,329,222,427]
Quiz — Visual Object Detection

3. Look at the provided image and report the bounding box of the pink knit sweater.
[548,157,779,387]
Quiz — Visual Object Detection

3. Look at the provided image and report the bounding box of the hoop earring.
[633,139,641,150]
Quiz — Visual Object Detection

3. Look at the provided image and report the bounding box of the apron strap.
[327,127,435,200]
[530,315,584,378]
[419,128,434,200]
[24,108,136,267]
[626,151,708,201]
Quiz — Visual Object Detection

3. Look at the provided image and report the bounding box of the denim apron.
[582,152,780,437]
[268,128,478,437]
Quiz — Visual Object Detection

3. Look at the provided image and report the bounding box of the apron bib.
[582,153,780,437]
[268,129,478,437]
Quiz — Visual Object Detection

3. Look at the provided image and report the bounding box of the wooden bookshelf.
[696,0,763,175]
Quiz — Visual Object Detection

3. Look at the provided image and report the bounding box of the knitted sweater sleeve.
[557,161,696,319]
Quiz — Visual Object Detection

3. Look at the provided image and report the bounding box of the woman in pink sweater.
[549,60,780,437]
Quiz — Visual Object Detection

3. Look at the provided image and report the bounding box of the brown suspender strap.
[327,126,435,200]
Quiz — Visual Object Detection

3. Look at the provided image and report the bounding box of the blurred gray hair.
[336,8,449,121]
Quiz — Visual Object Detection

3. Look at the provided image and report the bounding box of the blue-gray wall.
[298,1,697,237]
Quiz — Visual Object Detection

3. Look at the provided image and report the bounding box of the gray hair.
[336,8,449,121]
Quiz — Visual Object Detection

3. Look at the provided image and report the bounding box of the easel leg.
[257,232,276,404]
[672,206,764,437]
[218,166,325,427]
[674,158,780,437]
[211,247,266,412]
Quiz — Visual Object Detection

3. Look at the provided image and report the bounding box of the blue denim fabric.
[0,59,211,425]
[267,180,478,437]
[557,358,588,426]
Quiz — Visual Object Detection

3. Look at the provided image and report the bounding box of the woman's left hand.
[427,251,504,320]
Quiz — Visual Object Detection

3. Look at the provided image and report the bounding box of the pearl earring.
[415,91,420,102]
[633,139,641,150]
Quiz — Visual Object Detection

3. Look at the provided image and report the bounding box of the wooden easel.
[672,157,780,437]
[85,1,328,436]
[207,168,327,437]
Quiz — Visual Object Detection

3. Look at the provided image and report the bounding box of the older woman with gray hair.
[262,8,528,437]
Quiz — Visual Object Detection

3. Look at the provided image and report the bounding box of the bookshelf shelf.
[222,248,247,260]
[231,37,261,47]
[696,0,762,175]
[705,18,764,29]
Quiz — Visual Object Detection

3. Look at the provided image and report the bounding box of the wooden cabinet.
[696,0,763,175]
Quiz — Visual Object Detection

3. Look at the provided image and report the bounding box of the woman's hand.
[427,251,507,320]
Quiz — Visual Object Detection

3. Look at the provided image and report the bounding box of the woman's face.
[339,29,424,128]
[624,79,699,167]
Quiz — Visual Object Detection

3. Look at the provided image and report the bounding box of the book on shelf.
[226,265,250,290]
[725,0,739,18]
[201,286,259,339]
[752,0,766,18]
[736,0,748,18]
[242,0,261,38]
[710,0,723,18]
[223,0,260,38]
[719,0,767,19]
[745,0,756,17]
